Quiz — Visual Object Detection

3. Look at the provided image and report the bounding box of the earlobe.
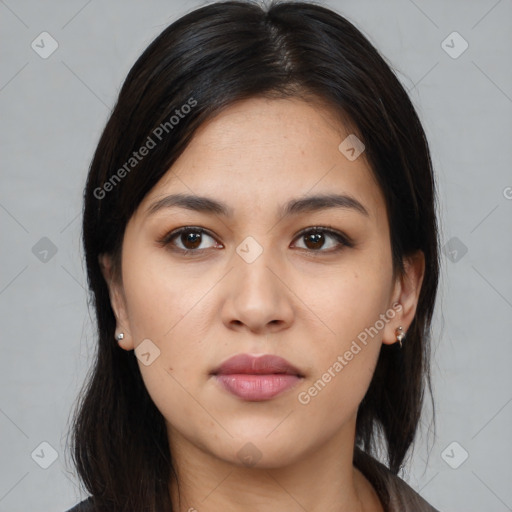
[98,253,134,351]
[383,250,425,346]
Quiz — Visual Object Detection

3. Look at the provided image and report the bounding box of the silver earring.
[116,332,124,341]
[395,326,405,348]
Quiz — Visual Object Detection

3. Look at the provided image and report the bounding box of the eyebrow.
[146,192,369,219]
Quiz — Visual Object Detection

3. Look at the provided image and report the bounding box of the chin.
[212,432,305,469]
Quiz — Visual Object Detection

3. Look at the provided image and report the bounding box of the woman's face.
[103,96,423,468]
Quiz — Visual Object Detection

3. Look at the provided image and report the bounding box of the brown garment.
[66,450,440,512]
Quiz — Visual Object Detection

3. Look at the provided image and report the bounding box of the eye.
[157,225,353,256]
[158,226,221,254]
[292,226,353,253]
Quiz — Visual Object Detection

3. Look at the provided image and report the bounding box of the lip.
[211,353,304,376]
[211,354,304,401]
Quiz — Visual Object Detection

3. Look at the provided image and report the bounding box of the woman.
[66,0,441,510]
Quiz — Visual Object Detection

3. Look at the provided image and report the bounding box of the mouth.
[210,353,305,401]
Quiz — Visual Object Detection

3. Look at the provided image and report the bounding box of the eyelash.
[157,225,354,256]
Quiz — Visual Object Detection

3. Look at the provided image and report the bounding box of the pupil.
[306,233,323,249]
[183,231,201,249]
[180,231,326,251]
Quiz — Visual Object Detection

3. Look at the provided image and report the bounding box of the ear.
[98,253,134,351]
[382,250,425,346]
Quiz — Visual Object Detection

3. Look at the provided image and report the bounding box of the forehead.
[137,96,387,225]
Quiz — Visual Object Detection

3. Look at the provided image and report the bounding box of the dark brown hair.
[67,1,439,510]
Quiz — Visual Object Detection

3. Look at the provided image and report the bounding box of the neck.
[167,420,381,512]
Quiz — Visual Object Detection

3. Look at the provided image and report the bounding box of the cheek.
[306,262,392,348]
[122,245,210,342]
[295,277,386,425]
[293,348,379,452]
[296,262,391,411]
[120,250,210,397]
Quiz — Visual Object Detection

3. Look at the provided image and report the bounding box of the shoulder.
[354,448,441,512]
[65,496,95,512]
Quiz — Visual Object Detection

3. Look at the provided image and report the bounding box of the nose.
[221,243,294,335]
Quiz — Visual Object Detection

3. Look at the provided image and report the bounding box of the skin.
[100,96,425,512]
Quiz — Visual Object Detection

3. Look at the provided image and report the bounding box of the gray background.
[1,0,511,510]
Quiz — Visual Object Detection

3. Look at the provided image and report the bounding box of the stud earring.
[395,326,405,348]
[115,332,124,341]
